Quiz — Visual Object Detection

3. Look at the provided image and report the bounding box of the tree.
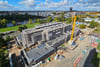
[79,24,86,29]
[66,20,71,24]
[48,16,53,22]
[5,35,11,41]
[60,13,65,21]
[18,26,23,32]
[89,21,98,28]
[0,19,7,28]
[18,25,27,32]
[52,12,56,15]
[77,17,85,22]
[28,19,32,24]
[40,19,46,24]
[0,50,10,67]
[35,19,40,23]
[54,17,60,22]
[12,20,16,26]
[0,34,6,47]
[23,25,27,29]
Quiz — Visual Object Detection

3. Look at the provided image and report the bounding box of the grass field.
[0,23,40,32]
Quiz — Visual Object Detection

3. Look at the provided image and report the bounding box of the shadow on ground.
[83,48,99,67]
[12,53,25,67]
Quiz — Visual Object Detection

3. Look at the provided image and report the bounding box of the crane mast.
[70,16,77,41]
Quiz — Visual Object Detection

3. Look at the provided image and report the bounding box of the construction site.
[9,15,100,67]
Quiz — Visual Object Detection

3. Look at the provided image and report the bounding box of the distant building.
[15,22,81,67]
[0,11,52,16]
[70,7,73,12]
[84,17,99,22]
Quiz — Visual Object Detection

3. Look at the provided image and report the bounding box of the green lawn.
[0,23,40,32]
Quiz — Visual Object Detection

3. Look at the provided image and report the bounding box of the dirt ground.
[9,40,24,67]
[44,28,94,67]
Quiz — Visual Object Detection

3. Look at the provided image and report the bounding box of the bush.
[79,24,86,29]
[48,16,53,22]
[23,25,27,29]
[18,25,27,32]
[89,21,98,28]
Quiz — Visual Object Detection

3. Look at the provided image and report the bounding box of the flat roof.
[22,22,72,34]
[46,34,70,47]
[24,44,54,62]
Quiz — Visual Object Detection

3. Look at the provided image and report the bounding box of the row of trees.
[89,20,99,28]
[34,13,72,24]
[0,34,10,67]
[79,20,99,29]
[0,12,72,28]
[0,14,44,28]
[0,14,44,22]
[34,16,53,24]
[0,19,17,28]
[77,17,85,22]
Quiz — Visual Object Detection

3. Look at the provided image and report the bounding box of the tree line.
[0,34,12,67]
[0,14,44,22]
[0,14,44,28]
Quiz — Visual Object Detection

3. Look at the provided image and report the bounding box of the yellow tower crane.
[71,16,77,41]
[68,15,77,45]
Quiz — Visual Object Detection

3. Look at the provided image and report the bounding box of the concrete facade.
[16,22,72,48]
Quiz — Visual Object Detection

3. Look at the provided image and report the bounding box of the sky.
[0,0,100,11]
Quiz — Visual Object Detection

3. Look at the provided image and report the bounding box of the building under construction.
[15,22,81,67]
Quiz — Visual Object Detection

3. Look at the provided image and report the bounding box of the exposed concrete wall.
[16,23,74,48]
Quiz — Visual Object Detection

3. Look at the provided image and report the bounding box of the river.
[6,18,46,27]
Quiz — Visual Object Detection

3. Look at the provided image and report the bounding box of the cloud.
[36,0,72,10]
[19,0,37,8]
[0,0,100,11]
[88,0,100,3]
[0,1,14,9]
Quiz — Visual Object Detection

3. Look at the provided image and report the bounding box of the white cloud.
[0,0,100,11]
[0,1,14,9]
[19,0,37,8]
[36,0,72,10]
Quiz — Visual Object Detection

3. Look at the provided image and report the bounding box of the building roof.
[24,44,54,63]
[46,34,70,47]
[22,22,71,34]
